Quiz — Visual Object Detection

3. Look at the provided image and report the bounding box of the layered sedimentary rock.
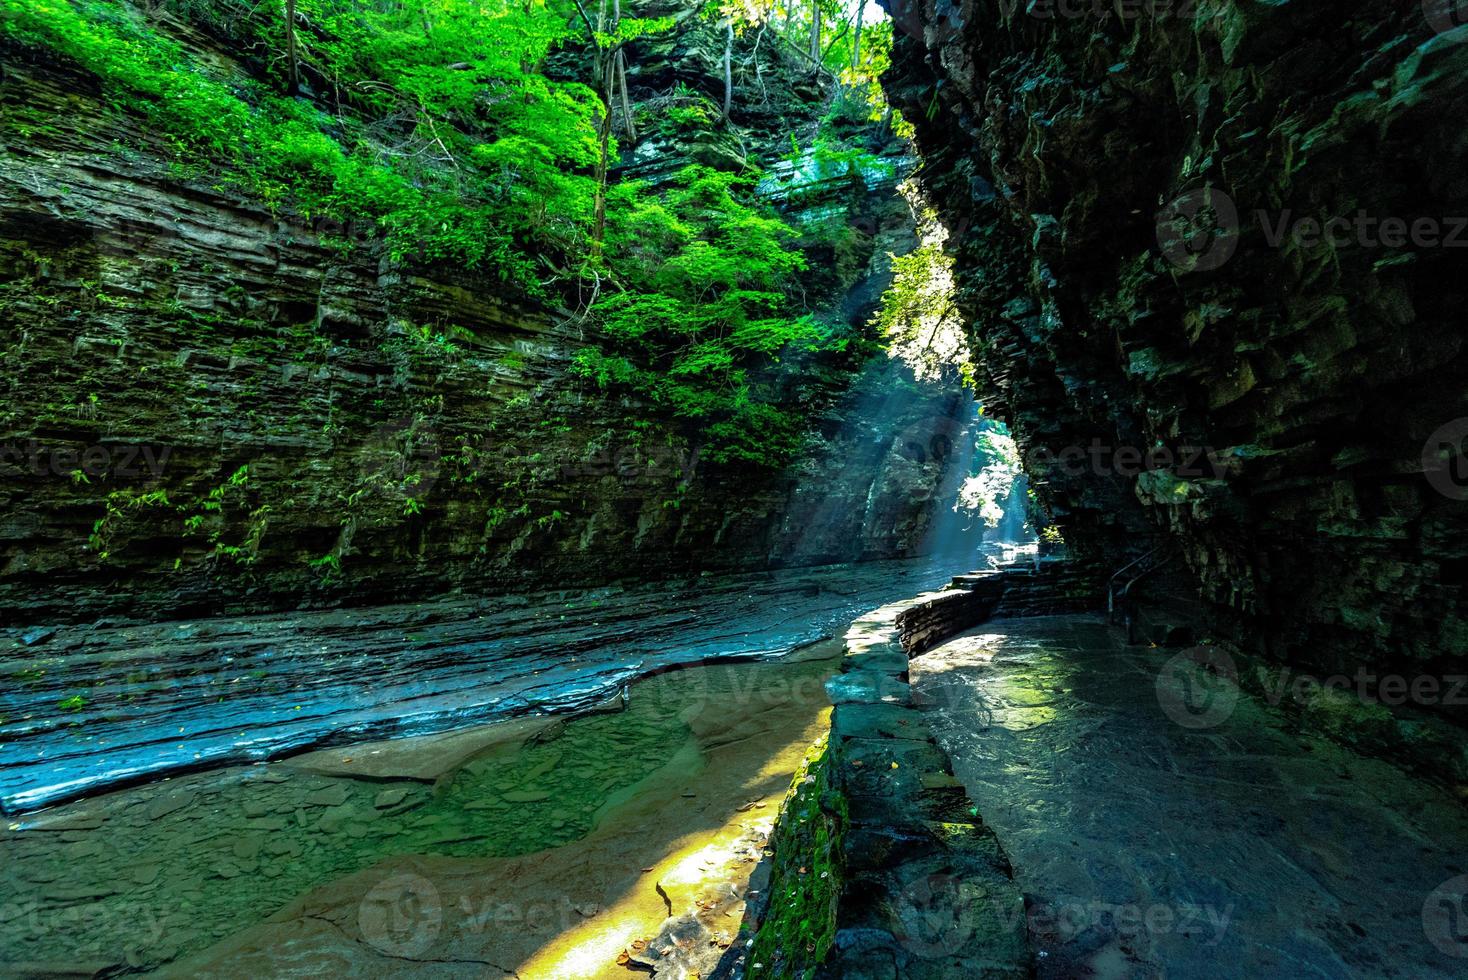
[0,6,969,622]
[882,0,1468,704]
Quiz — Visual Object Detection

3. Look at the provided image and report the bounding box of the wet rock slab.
[1,558,955,814]
[912,616,1468,979]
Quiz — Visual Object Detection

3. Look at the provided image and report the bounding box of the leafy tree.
[1,0,889,467]
[574,165,848,465]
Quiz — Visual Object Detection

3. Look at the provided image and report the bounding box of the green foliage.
[4,0,887,470]
[747,737,841,979]
[89,487,171,562]
[958,429,1021,529]
[872,242,958,344]
[572,165,847,466]
[662,100,717,133]
[1,0,603,292]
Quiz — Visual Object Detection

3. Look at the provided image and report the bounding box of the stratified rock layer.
[0,8,967,622]
[882,0,1468,703]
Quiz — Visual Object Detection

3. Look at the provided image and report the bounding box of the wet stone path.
[909,615,1468,979]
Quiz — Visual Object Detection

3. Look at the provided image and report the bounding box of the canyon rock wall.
[0,9,969,623]
[881,0,1468,702]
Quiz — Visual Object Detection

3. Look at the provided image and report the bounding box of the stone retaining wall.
[748,560,1103,978]
[899,559,1104,655]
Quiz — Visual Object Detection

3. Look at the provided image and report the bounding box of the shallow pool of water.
[1,647,841,976]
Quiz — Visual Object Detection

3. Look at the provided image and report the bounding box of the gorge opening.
[2,1,1466,978]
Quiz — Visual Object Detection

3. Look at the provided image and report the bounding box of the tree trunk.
[722,20,733,121]
[284,0,300,96]
[617,49,637,140]
[852,3,864,69]
[809,1,821,67]
[592,54,612,257]
[571,0,615,258]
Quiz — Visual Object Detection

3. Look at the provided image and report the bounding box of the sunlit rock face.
[0,11,965,622]
[881,1,1468,697]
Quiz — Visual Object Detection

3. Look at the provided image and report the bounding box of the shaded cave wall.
[880,0,1468,699]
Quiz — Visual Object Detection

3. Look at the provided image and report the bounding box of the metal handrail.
[1107,547,1160,617]
[1107,545,1176,622]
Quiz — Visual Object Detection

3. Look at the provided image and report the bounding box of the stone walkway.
[910,615,1468,979]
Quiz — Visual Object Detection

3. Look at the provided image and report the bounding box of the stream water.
[1,558,969,974]
[1,641,845,976]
